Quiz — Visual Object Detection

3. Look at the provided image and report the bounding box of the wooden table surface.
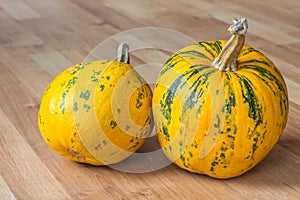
[0,0,299,199]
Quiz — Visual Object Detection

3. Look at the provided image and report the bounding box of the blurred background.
[0,0,299,199]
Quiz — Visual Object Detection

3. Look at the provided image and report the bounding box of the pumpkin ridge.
[161,67,214,121]
[242,67,280,95]
[234,73,263,125]
[223,72,237,116]
[233,73,267,159]
[240,65,288,115]
[183,69,217,111]
[183,70,216,112]
[160,71,191,123]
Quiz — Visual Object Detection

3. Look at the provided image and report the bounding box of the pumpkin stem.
[212,17,248,72]
[117,42,130,64]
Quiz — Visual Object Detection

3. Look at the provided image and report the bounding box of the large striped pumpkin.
[38,43,152,165]
[152,18,289,179]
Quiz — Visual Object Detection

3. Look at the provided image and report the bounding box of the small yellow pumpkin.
[152,18,289,178]
[38,43,152,165]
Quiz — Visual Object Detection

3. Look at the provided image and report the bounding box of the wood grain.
[0,1,40,20]
[0,0,299,199]
[0,175,16,200]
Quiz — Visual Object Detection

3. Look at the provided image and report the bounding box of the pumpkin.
[38,43,152,165]
[152,18,289,179]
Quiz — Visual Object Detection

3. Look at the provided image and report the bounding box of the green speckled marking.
[180,155,190,168]
[192,141,198,149]
[38,114,45,125]
[99,84,105,91]
[162,123,170,141]
[136,91,145,109]
[109,151,117,156]
[136,100,143,109]
[83,104,91,112]
[110,120,117,129]
[60,91,68,114]
[80,90,90,100]
[92,69,101,75]
[214,114,221,129]
[91,68,101,82]
[95,144,102,151]
[70,63,85,75]
[91,75,99,82]
[128,141,140,150]
[252,137,259,158]
[59,75,78,114]
[220,153,225,159]
[101,60,110,65]
[210,161,218,172]
[73,102,78,112]
[223,73,236,115]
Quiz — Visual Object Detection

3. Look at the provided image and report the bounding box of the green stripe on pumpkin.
[242,65,288,115]
[160,56,187,75]
[183,68,216,112]
[198,42,219,58]
[240,47,260,56]
[161,66,213,120]
[223,73,236,115]
[214,41,223,53]
[177,50,212,61]
[235,73,263,127]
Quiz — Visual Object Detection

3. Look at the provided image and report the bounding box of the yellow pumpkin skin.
[38,60,152,165]
[152,41,289,179]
